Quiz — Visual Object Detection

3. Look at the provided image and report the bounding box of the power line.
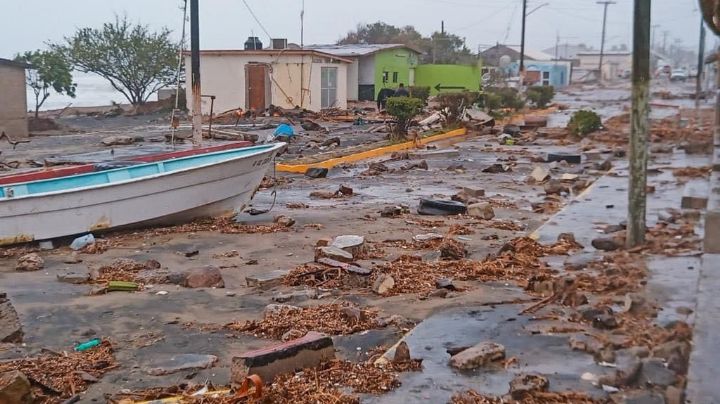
[241,0,273,42]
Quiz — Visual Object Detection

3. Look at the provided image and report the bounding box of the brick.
[231,331,335,385]
[245,270,289,289]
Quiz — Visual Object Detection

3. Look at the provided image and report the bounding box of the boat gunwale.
[0,143,285,202]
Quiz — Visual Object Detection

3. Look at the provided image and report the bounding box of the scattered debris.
[15,253,44,271]
[449,342,506,369]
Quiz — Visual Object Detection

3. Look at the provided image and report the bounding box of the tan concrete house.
[185,49,351,114]
[0,58,29,139]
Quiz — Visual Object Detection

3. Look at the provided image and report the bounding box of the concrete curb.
[703,134,720,253]
[276,128,467,174]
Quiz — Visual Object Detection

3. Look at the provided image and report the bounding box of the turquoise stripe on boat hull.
[0,144,276,199]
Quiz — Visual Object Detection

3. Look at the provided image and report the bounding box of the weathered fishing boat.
[0,143,285,245]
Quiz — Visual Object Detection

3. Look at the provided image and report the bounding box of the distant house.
[576,52,632,81]
[542,44,595,63]
[184,48,351,114]
[305,44,422,101]
[0,58,29,139]
[480,45,571,88]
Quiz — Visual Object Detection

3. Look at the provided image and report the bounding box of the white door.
[321,67,338,109]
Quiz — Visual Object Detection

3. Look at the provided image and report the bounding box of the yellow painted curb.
[276,128,468,174]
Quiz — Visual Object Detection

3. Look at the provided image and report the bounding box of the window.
[542,71,550,86]
[392,72,399,83]
[382,71,389,83]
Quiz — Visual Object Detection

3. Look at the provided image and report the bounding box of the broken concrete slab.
[449,341,505,370]
[529,166,551,183]
[638,358,677,387]
[563,252,597,271]
[509,373,550,399]
[56,271,91,284]
[613,390,667,404]
[681,183,708,210]
[408,149,460,159]
[372,274,395,295]
[0,294,22,343]
[231,331,335,385]
[413,233,444,242]
[145,354,218,376]
[246,270,289,289]
[330,235,365,256]
[315,246,354,263]
[316,258,372,275]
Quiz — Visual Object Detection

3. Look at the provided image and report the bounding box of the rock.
[462,187,485,198]
[467,203,495,220]
[623,293,648,314]
[561,291,588,307]
[56,271,90,284]
[309,191,337,199]
[439,239,466,260]
[393,341,411,363]
[544,180,569,195]
[63,252,83,264]
[316,238,332,247]
[338,185,354,196]
[381,206,404,217]
[664,386,683,404]
[167,271,189,286]
[144,259,162,269]
[413,233,444,242]
[611,349,643,387]
[563,253,596,271]
[449,342,505,370]
[316,258,371,275]
[321,137,341,147]
[281,329,306,342]
[183,248,199,257]
[340,306,364,323]
[503,124,521,136]
[301,119,324,131]
[101,135,135,146]
[372,274,395,295]
[331,235,365,256]
[638,358,676,387]
[0,295,23,343]
[421,251,442,263]
[652,341,690,373]
[185,266,225,288]
[482,163,511,173]
[509,373,549,399]
[560,173,579,181]
[273,290,317,303]
[274,215,296,227]
[614,390,667,404]
[597,157,613,171]
[577,305,613,322]
[593,313,619,329]
[264,304,302,317]
[446,346,471,356]
[305,167,329,178]
[568,335,605,355]
[418,198,467,216]
[592,237,623,251]
[0,370,33,404]
[428,289,448,298]
[15,253,44,271]
[403,160,428,170]
[435,278,458,291]
[451,191,473,204]
[529,166,551,183]
[145,354,218,376]
[315,246,353,263]
[75,370,99,383]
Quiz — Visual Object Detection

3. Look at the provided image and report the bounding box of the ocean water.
[28,71,146,111]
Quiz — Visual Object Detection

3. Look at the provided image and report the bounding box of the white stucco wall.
[346,59,359,101]
[577,54,631,81]
[185,53,348,114]
[358,55,375,85]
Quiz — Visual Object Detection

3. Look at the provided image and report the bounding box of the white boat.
[0,143,285,245]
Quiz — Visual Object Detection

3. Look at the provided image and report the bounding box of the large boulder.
[0,371,33,404]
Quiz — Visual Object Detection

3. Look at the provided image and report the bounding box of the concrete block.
[704,210,720,254]
[231,331,335,385]
[408,149,460,159]
[681,183,708,210]
[245,270,289,289]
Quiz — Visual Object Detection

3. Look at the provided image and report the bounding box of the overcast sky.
[0,0,709,59]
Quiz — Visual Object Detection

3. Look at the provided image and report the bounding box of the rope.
[170,0,189,148]
[246,156,279,216]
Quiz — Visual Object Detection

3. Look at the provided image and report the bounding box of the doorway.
[246,64,269,111]
[321,67,338,109]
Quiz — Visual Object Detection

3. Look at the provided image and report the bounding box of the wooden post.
[190,0,202,146]
[627,0,651,248]
[519,0,527,86]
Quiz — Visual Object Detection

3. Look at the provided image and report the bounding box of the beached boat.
[0,143,285,245]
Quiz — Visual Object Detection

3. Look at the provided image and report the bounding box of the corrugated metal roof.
[183,49,353,63]
[0,58,30,69]
[504,46,555,61]
[304,44,422,57]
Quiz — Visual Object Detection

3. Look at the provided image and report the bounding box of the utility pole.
[190,0,202,146]
[597,1,616,85]
[520,0,527,85]
[555,31,560,61]
[300,0,305,48]
[662,30,669,54]
[627,0,651,248]
[696,17,707,116]
[651,24,660,51]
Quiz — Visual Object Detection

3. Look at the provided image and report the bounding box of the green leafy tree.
[386,97,424,139]
[57,16,178,105]
[15,50,76,118]
[337,22,475,64]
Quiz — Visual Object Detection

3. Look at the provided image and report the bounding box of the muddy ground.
[0,80,714,403]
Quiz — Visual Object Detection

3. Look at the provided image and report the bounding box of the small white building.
[0,58,29,139]
[576,52,632,81]
[185,49,351,114]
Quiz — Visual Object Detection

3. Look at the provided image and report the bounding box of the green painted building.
[306,44,482,101]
